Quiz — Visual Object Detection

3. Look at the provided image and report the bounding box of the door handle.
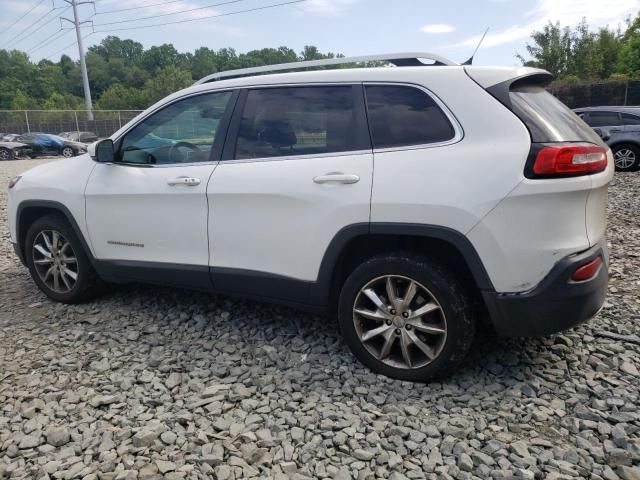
[168,176,201,186]
[313,172,360,184]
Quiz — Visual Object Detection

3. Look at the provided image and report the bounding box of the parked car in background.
[0,141,31,160]
[16,133,88,158]
[1,133,22,142]
[58,131,99,143]
[574,106,640,171]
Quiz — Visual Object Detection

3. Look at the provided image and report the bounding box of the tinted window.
[509,85,601,143]
[621,113,640,125]
[234,86,365,160]
[587,111,622,127]
[119,91,231,165]
[365,85,455,149]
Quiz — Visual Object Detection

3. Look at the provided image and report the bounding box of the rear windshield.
[509,85,601,143]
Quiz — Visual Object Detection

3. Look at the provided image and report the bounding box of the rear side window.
[587,111,622,127]
[509,85,601,143]
[234,86,367,160]
[365,85,455,149]
[621,113,640,125]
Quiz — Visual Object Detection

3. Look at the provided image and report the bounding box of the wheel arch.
[313,223,495,309]
[16,200,95,266]
[608,140,640,151]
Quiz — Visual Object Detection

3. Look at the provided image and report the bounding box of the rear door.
[207,84,373,301]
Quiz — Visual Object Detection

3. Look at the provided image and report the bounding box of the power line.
[0,0,47,41]
[45,32,93,60]
[95,0,193,15]
[27,28,74,55]
[91,0,306,32]
[2,6,70,50]
[92,0,245,27]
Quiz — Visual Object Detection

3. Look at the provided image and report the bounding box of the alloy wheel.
[352,275,447,370]
[32,230,78,293]
[0,149,10,160]
[614,148,636,169]
[62,147,74,158]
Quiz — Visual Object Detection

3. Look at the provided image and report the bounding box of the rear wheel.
[338,253,475,382]
[25,215,101,303]
[612,144,639,171]
[62,146,75,158]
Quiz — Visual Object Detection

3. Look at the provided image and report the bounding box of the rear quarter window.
[364,85,456,149]
[509,85,601,143]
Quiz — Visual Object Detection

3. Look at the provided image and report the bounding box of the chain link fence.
[0,110,144,139]
[549,80,640,109]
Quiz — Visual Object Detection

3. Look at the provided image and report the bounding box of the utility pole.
[62,0,94,121]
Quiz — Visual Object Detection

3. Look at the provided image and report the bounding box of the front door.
[207,85,373,300]
[85,90,234,271]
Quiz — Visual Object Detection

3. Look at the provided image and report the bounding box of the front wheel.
[338,254,475,382]
[25,215,101,303]
[0,147,12,160]
[62,146,75,158]
[612,144,639,171]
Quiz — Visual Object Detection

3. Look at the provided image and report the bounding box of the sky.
[0,0,638,67]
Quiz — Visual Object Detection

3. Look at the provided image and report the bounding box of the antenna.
[462,27,489,65]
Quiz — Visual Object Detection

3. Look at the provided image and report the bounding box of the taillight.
[571,257,602,282]
[531,144,608,177]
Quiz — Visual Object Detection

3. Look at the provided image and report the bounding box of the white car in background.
[7,53,613,381]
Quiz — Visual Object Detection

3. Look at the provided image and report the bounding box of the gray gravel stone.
[1,159,639,480]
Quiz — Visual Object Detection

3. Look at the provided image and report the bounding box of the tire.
[612,144,639,172]
[62,146,75,158]
[0,147,12,161]
[25,214,101,303]
[338,253,475,382]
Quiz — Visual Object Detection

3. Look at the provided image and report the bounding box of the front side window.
[365,85,455,149]
[587,111,622,127]
[234,86,363,160]
[119,91,232,165]
[621,113,640,125]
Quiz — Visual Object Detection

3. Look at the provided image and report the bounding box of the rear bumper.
[483,240,608,337]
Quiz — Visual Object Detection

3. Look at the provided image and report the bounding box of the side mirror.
[94,139,115,163]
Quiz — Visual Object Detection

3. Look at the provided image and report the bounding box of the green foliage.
[519,12,639,80]
[617,14,640,77]
[0,38,346,110]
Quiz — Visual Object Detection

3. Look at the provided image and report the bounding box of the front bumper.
[483,240,609,337]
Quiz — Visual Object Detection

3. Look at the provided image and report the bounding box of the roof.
[573,106,640,113]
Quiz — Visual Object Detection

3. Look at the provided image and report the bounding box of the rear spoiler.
[464,66,554,110]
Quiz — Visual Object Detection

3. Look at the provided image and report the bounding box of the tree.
[617,13,640,77]
[142,65,193,104]
[517,22,572,77]
[518,17,630,80]
[0,37,346,110]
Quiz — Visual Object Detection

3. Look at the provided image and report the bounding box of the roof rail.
[194,52,458,84]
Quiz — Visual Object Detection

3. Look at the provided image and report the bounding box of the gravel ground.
[1,158,639,480]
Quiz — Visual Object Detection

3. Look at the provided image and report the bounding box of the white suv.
[7,53,613,381]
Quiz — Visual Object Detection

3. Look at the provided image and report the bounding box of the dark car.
[16,133,88,158]
[574,106,640,171]
[58,131,99,143]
